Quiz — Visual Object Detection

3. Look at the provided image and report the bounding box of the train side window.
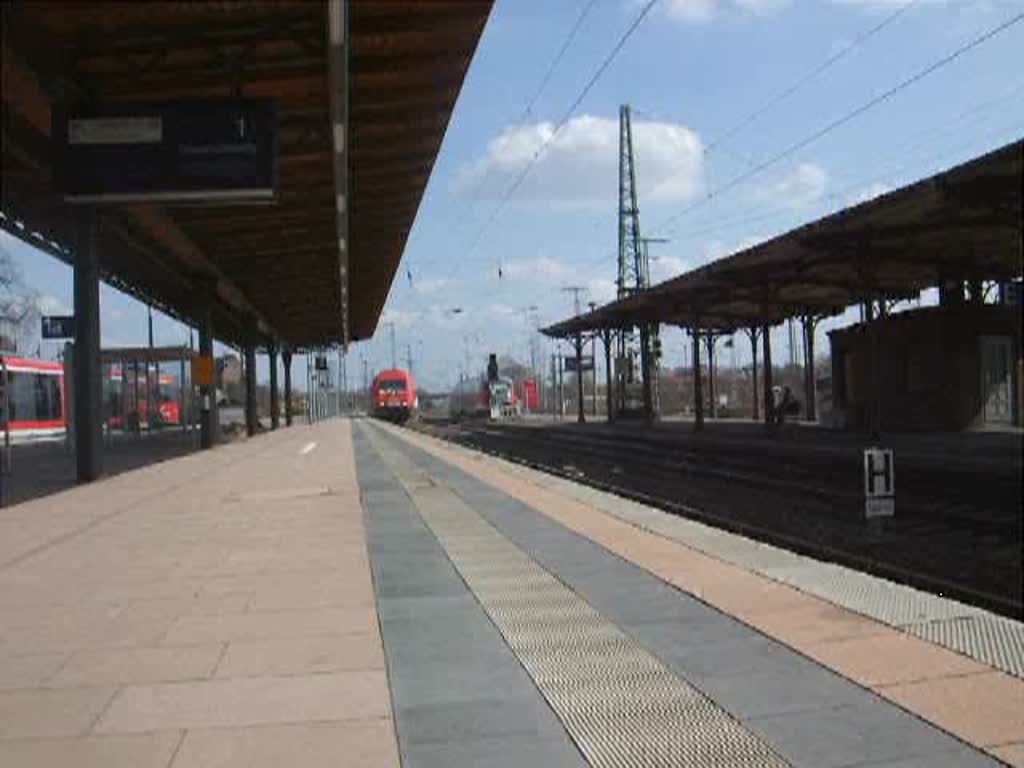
[34,375,61,421]
[9,371,36,422]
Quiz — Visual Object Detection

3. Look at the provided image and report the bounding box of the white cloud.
[703,240,729,262]
[484,303,518,320]
[846,182,892,207]
[736,233,769,251]
[700,232,769,265]
[650,254,689,282]
[664,0,717,22]
[586,277,618,304]
[454,114,703,209]
[35,294,71,315]
[411,276,450,295]
[755,163,828,209]
[380,307,419,329]
[661,0,790,23]
[502,256,572,281]
[733,0,792,15]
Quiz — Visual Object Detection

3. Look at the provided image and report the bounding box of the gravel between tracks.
[407,418,1022,620]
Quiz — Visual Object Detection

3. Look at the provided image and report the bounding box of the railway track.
[407,417,1023,619]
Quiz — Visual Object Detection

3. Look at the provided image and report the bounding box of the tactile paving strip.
[505,459,1024,679]
[363,426,791,768]
[904,615,1024,678]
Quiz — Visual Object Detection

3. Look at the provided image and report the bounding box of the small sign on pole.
[564,356,594,373]
[863,446,895,518]
[190,355,214,387]
[41,315,75,339]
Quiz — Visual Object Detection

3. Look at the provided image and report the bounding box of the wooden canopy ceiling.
[1,0,492,347]
[545,140,1023,337]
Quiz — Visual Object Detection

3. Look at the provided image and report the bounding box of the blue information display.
[41,315,75,339]
[55,100,277,204]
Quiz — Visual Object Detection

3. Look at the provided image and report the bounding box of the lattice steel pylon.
[616,104,658,419]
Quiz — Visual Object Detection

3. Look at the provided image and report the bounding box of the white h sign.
[863,447,895,518]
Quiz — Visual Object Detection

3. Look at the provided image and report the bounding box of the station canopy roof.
[1,1,492,348]
[544,139,1023,337]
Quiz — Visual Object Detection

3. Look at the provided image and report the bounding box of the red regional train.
[107,365,181,428]
[449,376,520,420]
[0,355,184,442]
[370,368,417,423]
[0,355,66,439]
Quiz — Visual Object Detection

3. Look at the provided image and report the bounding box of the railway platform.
[1,418,1021,767]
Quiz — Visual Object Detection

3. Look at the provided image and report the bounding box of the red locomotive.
[370,368,417,423]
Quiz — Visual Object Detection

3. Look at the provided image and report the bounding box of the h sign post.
[863,447,895,519]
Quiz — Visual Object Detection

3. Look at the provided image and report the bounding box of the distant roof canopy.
[545,140,1023,337]
[1,1,492,348]
[99,346,195,364]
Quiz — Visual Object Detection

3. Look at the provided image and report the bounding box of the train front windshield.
[6,371,62,423]
[378,379,406,393]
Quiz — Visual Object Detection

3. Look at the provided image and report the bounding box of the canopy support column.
[245,344,257,437]
[639,323,655,423]
[283,349,293,427]
[73,208,103,482]
[269,344,280,430]
[691,326,703,432]
[802,315,817,422]
[198,297,217,450]
[575,332,585,424]
[746,326,760,421]
[601,329,613,422]
[762,323,774,430]
[705,331,716,419]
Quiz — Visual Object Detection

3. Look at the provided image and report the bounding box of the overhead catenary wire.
[704,0,921,155]
[498,0,924,289]
[535,76,1024,284]
[523,0,599,119]
[441,0,660,283]
[650,10,1024,237]
[407,0,600,283]
[391,6,1024,371]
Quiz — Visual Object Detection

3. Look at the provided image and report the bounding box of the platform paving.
[0,420,398,768]
[2,415,1021,767]
[366,418,1024,767]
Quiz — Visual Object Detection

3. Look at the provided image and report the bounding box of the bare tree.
[0,241,42,354]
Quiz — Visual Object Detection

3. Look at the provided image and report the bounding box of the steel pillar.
[691,327,703,432]
[244,345,257,437]
[575,333,585,424]
[748,326,759,421]
[802,316,817,422]
[179,357,187,435]
[282,349,292,427]
[198,299,217,450]
[706,331,716,419]
[73,209,103,482]
[762,324,774,430]
[602,329,613,423]
[269,345,280,429]
[639,323,654,423]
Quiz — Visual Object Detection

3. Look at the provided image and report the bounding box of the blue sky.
[4,0,1023,391]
